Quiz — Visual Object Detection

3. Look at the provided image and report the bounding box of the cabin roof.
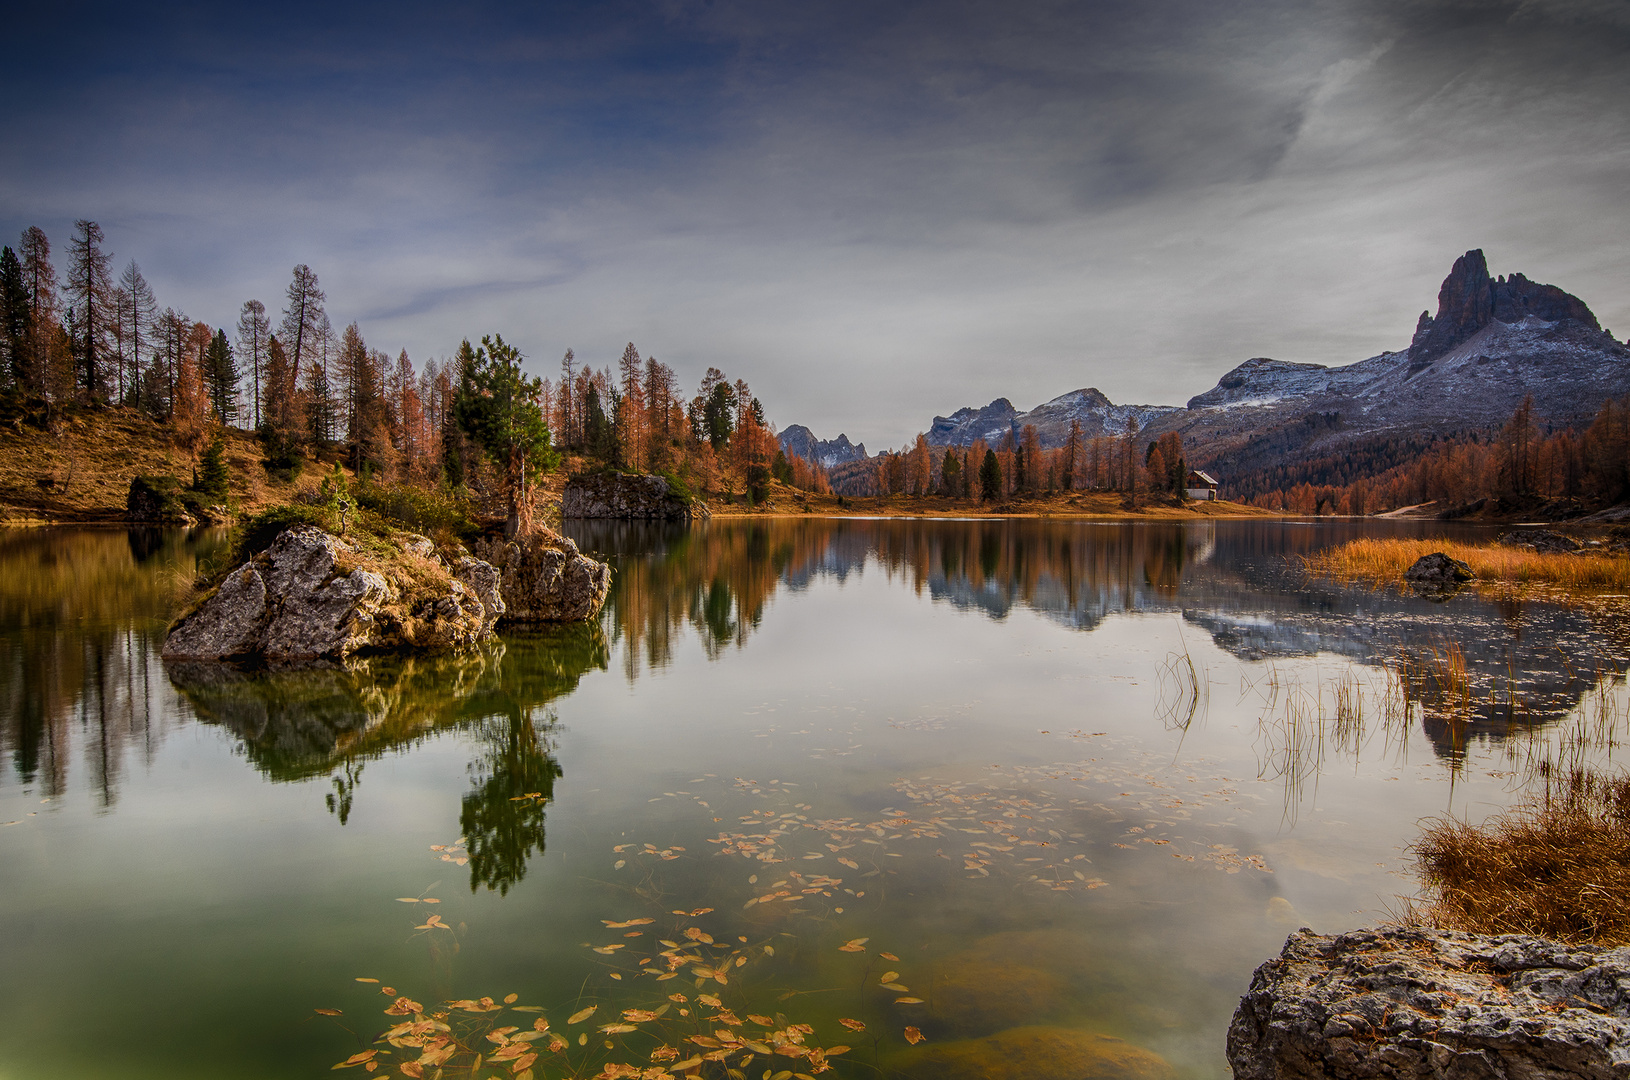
[1188,470,1218,486]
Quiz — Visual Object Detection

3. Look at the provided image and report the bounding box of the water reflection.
[164,624,605,893]
[573,517,1630,758]
[0,527,221,806]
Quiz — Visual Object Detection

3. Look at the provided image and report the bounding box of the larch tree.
[618,342,646,471]
[118,261,157,406]
[278,264,325,391]
[18,226,57,397]
[65,219,114,402]
[455,334,557,537]
[236,300,270,429]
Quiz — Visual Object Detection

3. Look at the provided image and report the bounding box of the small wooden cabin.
[1186,469,1219,501]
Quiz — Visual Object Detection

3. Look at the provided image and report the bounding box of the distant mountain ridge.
[777,424,867,468]
[778,250,1629,499]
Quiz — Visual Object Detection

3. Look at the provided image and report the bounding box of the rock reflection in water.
[164,622,606,893]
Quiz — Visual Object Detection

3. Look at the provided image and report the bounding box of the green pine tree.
[195,436,230,501]
[979,448,1002,502]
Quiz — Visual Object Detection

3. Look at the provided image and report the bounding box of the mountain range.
[779,249,1630,493]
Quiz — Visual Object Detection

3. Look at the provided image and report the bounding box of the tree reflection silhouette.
[459,711,562,895]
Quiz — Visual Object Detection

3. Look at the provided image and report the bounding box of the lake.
[2,518,1626,1080]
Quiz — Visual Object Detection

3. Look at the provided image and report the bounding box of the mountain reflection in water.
[574,517,1630,760]
[3,519,1626,829]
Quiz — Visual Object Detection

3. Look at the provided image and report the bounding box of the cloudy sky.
[4,0,1628,448]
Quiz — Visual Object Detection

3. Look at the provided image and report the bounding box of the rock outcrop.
[127,475,195,525]
[472,530,612,622]
[162,525,502,663]
[562,472,701,522]
[778,425,868,468]
[1404,552,1474,600]
[1409,249,1601,369]
[1228,927,1630,1080]
[1500,528,1582,554]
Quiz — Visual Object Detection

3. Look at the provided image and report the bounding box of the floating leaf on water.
[837,938,869,952]
[748,1014,776,1027]
[603,918,656,928]
[315,1008,342,1016]
[592,945,625,955]
[697,994,722,1008]
[903,1026,925,1045]
[614,860,626,870]
[568,1006,598,1025]
[504,993,519,1004]
[354,978,380,984]
[763,945,775,957]
[395,898,421,903]
[512,1006,546,1013]
[825,1046,851,1055]
[878,972,900,984]
[622,1009,658,1022]
[600,1023,637,1034]
[879,952,899,962]
[838,1019,865,1031]
[894,997,924,1004]
[532,1017,551,1031]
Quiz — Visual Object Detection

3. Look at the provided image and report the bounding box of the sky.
[4,0,1628,449]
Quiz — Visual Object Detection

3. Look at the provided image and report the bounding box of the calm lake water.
[2,518,1627,1080]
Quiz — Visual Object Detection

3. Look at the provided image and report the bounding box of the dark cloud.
[3,0,1626,447]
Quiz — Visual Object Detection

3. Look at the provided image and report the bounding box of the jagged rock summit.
[926,390,1180,449]
[1229,927,1630,1080]
[1409,248,1601,369]
[777,425,867,467]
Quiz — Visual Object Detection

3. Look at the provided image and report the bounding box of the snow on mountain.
[777,424,867,468]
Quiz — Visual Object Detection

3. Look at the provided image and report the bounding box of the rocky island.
[163,522,610,665]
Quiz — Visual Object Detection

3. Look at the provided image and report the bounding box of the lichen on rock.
[163,524,502,663]
[1228,927,1630,1080]
[471,529,611,622]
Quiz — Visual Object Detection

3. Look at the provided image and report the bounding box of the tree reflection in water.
[165,622,607,893]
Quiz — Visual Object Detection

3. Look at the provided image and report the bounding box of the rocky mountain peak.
[1409,249,1601,368]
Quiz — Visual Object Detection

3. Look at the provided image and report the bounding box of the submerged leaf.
[568,1006,599,1025]
[904,1027,925,1045]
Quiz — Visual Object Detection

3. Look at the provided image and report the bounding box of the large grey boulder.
[472,531,611,622]
[1228,927,1630,1079]
[163,525,501,663]
[562,472,703,522]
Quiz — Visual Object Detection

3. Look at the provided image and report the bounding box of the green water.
[1,519,1626,1079]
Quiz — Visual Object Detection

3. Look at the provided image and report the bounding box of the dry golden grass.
[1416,769,1630,944]
[0,407,301,522]
[1304,537,1630,593]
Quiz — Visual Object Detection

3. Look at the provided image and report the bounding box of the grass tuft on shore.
[1415,768,1630,944]
[1303,538,1630,593]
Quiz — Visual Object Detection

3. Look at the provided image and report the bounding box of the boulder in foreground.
[163,525,502,663]
[1228,927,1630,1080]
